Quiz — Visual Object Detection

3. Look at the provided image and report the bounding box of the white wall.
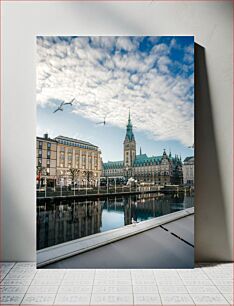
[1,1,232,261]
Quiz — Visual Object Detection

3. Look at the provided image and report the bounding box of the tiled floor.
[0,262,233,305]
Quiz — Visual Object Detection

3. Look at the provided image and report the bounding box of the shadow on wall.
[195,43,232,262]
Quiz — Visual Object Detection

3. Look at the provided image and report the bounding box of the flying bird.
[53,102,64,113]
[63,98,75,106]
[96,115,107,126]
[53,98,75,113]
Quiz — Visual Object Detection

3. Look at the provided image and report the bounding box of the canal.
[37,193,194,250]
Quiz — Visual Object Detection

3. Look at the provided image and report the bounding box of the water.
[37,193,194,250]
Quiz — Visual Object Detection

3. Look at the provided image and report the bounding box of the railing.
[36,185,157,198]
[37,184,193,199]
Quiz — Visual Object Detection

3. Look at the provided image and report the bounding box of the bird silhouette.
[64,98,75,106]
[53,102,64,113]
[53,98,75,113]
[96,115,107,125]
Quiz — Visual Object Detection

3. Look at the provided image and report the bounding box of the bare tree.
[83,170,94,186]
[68,168,80,187]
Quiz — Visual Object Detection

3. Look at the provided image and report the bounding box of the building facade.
[182,156,194,186]
[55,135,102,187]
[36,134,57,187]
[36,134,102,187]
[102,113,183,185]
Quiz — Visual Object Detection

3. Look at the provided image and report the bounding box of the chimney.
[44,133,48,139]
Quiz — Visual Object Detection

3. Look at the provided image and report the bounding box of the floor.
[0,262,232,305]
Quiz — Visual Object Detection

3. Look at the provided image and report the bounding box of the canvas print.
[36,36,194,268]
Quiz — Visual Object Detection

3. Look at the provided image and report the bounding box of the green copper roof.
[103,152,184,170]
[125,110,135,141]
[103,161,124,170]
[134,154,162,166]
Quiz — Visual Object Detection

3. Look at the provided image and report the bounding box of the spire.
[125,109,135,141]
[140,147,142,155]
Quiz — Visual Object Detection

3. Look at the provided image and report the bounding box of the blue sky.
[37,36,194,162]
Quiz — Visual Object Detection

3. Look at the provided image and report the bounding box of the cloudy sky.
[37,36,194,162]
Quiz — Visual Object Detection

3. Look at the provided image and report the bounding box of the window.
[47,151,51,158]
[46,159,50,166]
[38,158,42,166]
[39,141,42,149]
[47,143,51,149]
[38,149,42,158]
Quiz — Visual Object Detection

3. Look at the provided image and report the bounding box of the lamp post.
[42,168,48,198]
[60,178,63,197]
[54,176,56,193]
[44,176,47,198]
[126,167,129,193]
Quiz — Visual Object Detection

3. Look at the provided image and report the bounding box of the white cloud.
[37,36,194,146]
[116,36,138,51]
[157,56,171,73]
[183,44,194,63]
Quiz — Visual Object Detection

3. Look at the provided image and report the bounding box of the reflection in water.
[37,193,194,250]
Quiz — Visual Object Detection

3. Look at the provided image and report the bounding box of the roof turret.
[125,109,135,142]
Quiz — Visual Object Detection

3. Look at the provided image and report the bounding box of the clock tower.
[123,111,136,177]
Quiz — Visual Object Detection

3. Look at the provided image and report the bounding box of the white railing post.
[45,176,47,198]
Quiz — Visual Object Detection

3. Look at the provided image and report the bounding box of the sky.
[36,36,194,162]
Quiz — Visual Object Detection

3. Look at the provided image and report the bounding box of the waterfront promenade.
[37,185,193,203]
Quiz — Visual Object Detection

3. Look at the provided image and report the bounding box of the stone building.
[102,113,183,185]
[36,134,102,187]
[36,134,57,187]
[182,156,194,186]
[55,135,102,187]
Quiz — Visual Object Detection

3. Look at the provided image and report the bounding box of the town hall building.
[102,112,183,185]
